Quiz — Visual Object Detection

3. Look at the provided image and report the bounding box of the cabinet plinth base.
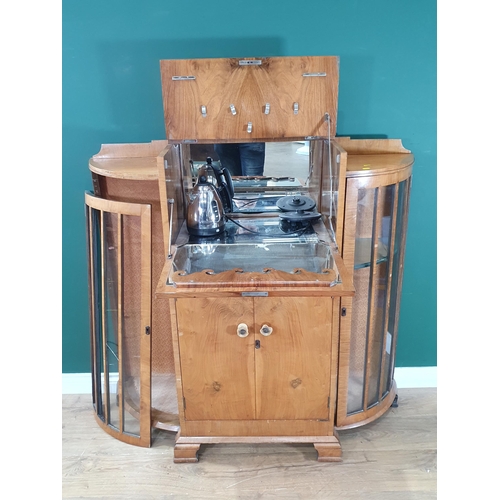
[174,433,342,463]
[173,443,201,463]
[314,442,342,462]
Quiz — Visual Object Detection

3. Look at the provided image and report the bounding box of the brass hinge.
[183,397,186,410]
[328,396,330,408]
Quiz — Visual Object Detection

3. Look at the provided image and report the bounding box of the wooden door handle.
[260,324,273,336]
[237,323,249,338]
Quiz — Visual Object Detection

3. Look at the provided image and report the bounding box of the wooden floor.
[62,388,436,499]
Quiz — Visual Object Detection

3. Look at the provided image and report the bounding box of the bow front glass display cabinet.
[334,137,413,429]
[84,56,413,462]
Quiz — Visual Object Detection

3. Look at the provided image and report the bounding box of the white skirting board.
[62,367,437,395]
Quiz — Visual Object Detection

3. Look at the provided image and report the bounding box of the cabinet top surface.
[88,141,169,180]
[89,157,158,181]
[346,153,414,177]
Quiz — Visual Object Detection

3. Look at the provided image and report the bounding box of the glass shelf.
[231,176,303,192]
[354,238,388,270]
[172,240,334,276]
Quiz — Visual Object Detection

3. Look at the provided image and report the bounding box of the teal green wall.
[63,0,436,372]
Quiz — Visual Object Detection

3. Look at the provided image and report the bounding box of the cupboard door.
[175,297,255,420]
[254,297,333,420]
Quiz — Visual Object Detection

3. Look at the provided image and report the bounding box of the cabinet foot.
[173,443,200,463]
[314,442,342,462]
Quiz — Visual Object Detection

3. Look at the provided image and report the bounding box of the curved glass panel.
[384,179,410,394]
[86,196,151,444]
[346,182,405,415]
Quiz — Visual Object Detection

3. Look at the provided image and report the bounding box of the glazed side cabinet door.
[175,296,333,422]
[85,192,152,446]
[337,168,412,428]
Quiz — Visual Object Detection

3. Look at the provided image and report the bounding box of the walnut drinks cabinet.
[84,56,413,462]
